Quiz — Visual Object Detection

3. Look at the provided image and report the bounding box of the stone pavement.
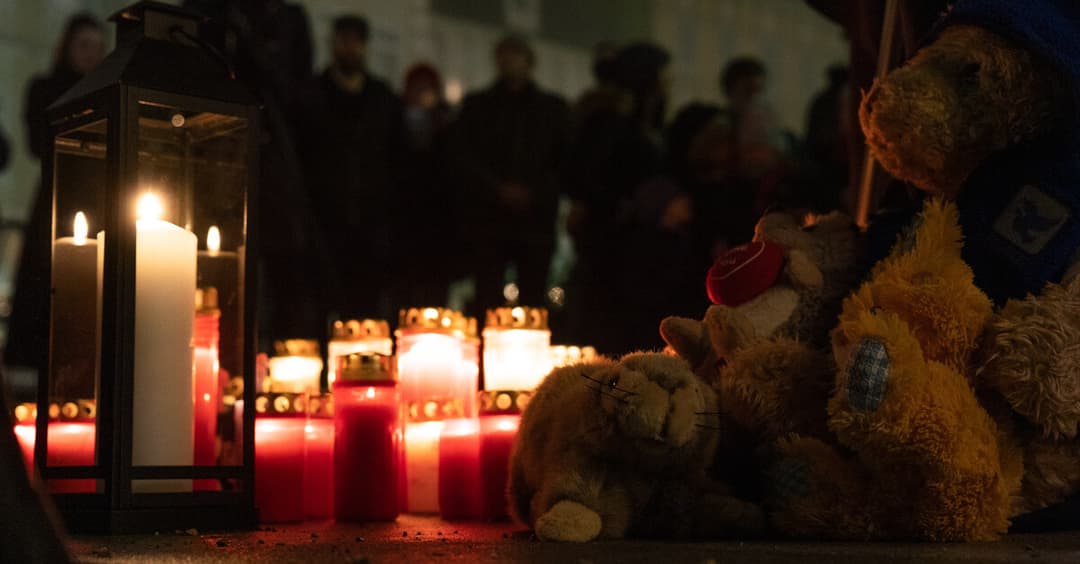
[67,514,1080,563]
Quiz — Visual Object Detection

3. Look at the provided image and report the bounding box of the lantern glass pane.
[44,118,108,493]
[130,101,247,492]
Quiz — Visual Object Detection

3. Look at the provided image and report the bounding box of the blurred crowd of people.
[5,3,856,363]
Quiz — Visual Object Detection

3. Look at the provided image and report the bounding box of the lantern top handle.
[110,1,206,44]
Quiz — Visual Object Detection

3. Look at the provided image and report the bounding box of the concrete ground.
[67,515,1080,563]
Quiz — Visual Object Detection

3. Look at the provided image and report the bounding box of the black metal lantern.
[37,1,258,532]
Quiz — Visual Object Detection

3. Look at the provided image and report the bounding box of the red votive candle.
[438,418,482,519]
[478,414,519,519]
[333,353,401,521]
[305,394,334,519]
[13,402,96,493]
[254,392,307,523]
[193,289,221,491]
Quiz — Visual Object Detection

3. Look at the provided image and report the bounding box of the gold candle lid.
[332,319,391,341]
[274,339,320,357]
[308,393,334,418]
[254,392,307,416]
[195,286,220,314]
[338,352,395,382]
[485,306,549,330]
[15,399,96,422]
[479,390,533,414]
[397,307,465,336]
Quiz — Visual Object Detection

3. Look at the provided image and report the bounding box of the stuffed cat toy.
[508,352,764,541]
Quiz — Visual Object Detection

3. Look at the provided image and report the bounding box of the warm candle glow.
[136,192,164,221]
[206,226,221,254]
[73,211,88,245]
[366,386,375,399]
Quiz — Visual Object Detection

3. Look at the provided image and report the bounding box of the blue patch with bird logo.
[992,185,1070,255]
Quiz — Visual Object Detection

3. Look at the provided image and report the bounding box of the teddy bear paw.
[534,500,603,542]
[846,337,890,412]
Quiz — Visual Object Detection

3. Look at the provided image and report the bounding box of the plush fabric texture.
[668,199,1080,541]
[860,0,1080,303]
[977,275,1080,440]
[508,353,764,541]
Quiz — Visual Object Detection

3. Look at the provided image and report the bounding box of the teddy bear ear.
[704,305,756,357]
[659,316,710,369]
[787,250,824,290]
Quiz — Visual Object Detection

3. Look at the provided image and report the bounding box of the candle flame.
[202,393,211,403]
[206,226,221,253]
[73,211,88,245]
[366,386,375,399]
[136,193,164,221]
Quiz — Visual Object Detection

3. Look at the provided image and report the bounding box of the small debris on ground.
[257,539,265,545]
[91,546,111,558]
[402,531,409,537]
[184,528,199,536]
[311,532,319,539]
[215,540,228,548]
[355,536,365,542]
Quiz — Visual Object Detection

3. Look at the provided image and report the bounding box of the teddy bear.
[760,198,1080,541]
[507,352,764,541]
[858,0,1080,303]
[695,209,858,348]
[665,198,1080,540]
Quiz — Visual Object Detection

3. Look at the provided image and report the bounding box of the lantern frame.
[36,1,259,533]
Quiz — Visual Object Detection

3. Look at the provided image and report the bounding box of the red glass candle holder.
[254,392,307,523]
[193,289,221,491]
[304,394,334,519]
[438,418,481,520]
[333,353,401,521]
[477,414,519,519]
[13,401,96,493]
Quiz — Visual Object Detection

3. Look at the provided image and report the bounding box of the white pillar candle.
[132,194,197,493]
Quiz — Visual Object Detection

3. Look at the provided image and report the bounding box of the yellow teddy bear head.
[832,199,993,374]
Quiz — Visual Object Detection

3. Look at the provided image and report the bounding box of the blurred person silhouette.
[184,0,327,352]
[574,40,622,121]
[293,15,401,323]
[450,34,571,316]
[0,122,9,173]
[393,63,454,306]
[804,64,852,211]
[563,42,684,354]
[6,14,105,372]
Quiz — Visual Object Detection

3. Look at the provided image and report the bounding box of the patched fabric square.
[771,458,809,501]
[847,337,889,412]
[993,185,1071,255]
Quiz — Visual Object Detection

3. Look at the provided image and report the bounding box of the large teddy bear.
[859,0,1080,300]
[666,199,1080,540]
[660,0,1080,539]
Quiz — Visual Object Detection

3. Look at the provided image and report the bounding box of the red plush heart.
[706,241,785,306]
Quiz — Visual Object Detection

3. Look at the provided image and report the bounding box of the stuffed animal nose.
[664,386,701,447]
[617,380,669,441]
